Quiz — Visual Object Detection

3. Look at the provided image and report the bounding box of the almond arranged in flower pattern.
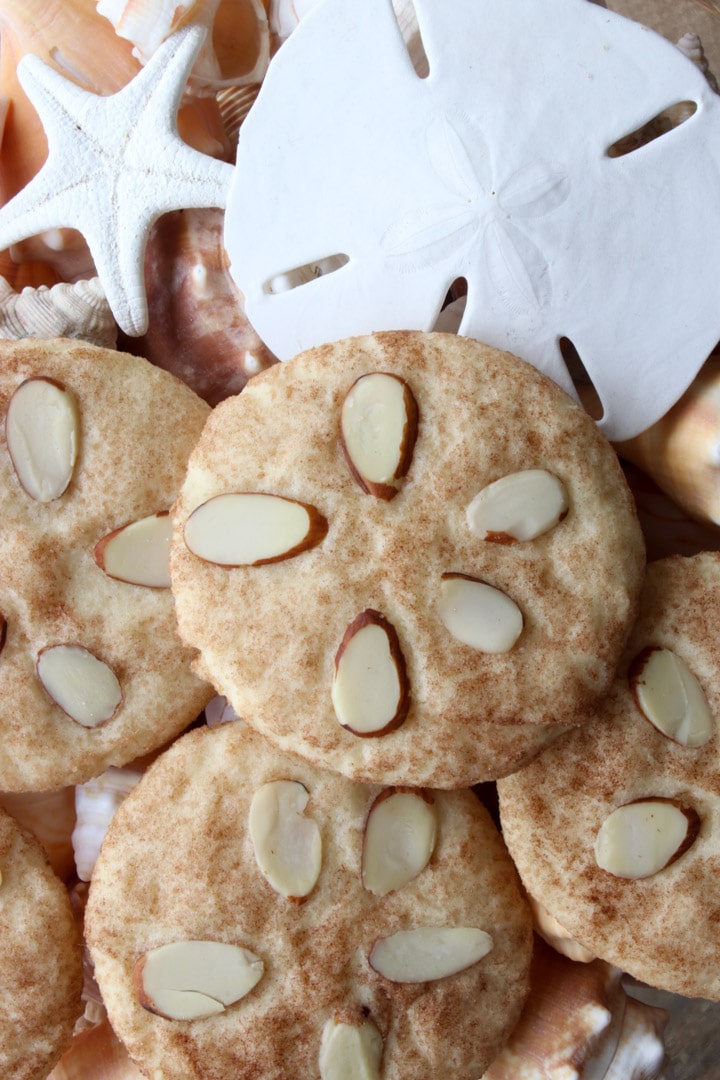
[466,469,568,543]
[629,647,714,748]
[362,789,437,896]
[340,372,418,500]
[319,1017,383,1080]
[368,926,494,983]
[331,610,409,736]
[184,493,328,566]
[94,512,173,588]
[594,798,700,880]
[36,644,122,728]
[134,941,264,1021]
[438,574,523,653]
[248,780,322,901]
[5,376,80,502]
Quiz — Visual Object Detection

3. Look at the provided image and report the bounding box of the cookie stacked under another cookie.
[0,338,213,791]
[0,805,82,1080]
[85,720,534,1079]
[170,330,646,787]
[499,552,720,1000]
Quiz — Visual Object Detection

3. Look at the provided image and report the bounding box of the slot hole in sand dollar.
[558,336,603,421]
[264,254,350,295]
[391,0,430,78]
[606,101,698,158]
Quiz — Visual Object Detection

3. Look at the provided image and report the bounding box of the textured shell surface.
[0,276,118,347]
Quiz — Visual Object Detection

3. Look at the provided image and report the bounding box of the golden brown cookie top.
[86,719,533,1080]
[499,552,720,1000]
[0,338,212,791]
[171,330,644,787]
[0,806,82,1080]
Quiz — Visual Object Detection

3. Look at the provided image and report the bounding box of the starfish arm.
[121,26,208,149]
[17,55,104,150]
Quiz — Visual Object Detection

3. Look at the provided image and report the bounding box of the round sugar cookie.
[170,330,645,787]
[0,338,212,791]
[85,720,533,1080]
[498,552,720,1000]
[0,805,82,1079]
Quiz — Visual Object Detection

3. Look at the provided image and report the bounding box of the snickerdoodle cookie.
[0,804,82,1079]
[170,331,645,786]
[86,719,533,1079]
[499,552,720,1000]
[0,338,212,791]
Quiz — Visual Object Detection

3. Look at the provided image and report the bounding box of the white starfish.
[0,26,234,336]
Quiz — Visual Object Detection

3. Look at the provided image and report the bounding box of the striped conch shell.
[616,356,720,530]
[0,276,118,347]
[96,0,270,93]
[72,766,143,882]
[483,937,667,1080]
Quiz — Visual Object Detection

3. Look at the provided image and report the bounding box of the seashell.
[134,207,277,405]
[616,355,720,530]
[48,1018,145,1079]
[72,766,143,882]
[677,30,720,90]
[0,0,231,280]
[482,936,666,1080]
[205,694,240,726]
[217,83,262,150]
[0,788,76,882]
[96,0,270,94]
[604,998,667,1080]
[0,276,118,347]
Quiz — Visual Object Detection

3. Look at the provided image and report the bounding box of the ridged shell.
[72,767,142,882]
[96,0,270,93]
[137,207,277,404]
[616,356,720,529]
[217,83,261,149]
[0,276,118,347]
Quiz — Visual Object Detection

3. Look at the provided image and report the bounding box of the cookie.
[0,338,212,791]
[498,552,720,1000]
[85,719,533,1080]
[0,805,82,1080]
[170,330,645,787]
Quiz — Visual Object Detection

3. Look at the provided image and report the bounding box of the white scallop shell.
[0,276,118,347]
[72,766,142,881]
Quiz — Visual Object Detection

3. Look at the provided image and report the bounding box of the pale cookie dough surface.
[171,331,644,787]
[86,720,533,1080]
[0,805,82,1080]
[0,338,212,791]
[498,552,720,1001]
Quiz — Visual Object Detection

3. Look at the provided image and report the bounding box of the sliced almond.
[466,469,568,543]
[134,940,264,1021]
[340,372,418,500]
[331,610,409,736]
[438,573,523,653]
[369,926,493,983]
[629,647,713,748]
[595,798,700,879]
[94,512,173,588]
[6,376,79,502]
[362,789,436,896]
[248,780,322,901]
[36,644,122,728]
[319,1017,383,1080]
[184,493,328,566]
